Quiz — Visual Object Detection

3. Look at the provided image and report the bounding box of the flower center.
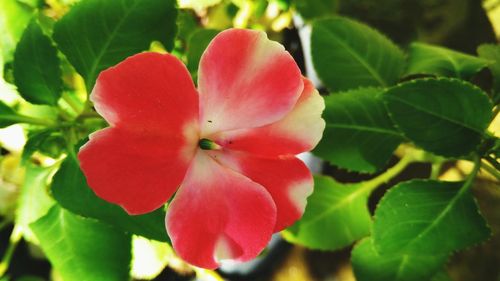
[199,138,221,150]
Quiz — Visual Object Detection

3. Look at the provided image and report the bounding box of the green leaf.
[187,29,219,80]
[284,175,371,250]
[31,205,132,281]
[406,43,490,80]
[314,88,403,173]
[21,129,58,163]
[373,180,490,255]
[53,0,178,90]
[0,101,23,128]
[0,101,58,127]
[311,17,405,91]
[13,20,62,105]
[176,10,201,43]
[351,238,448,281]
[15,164,55,242]
[383,78,492,157]
[22,130,50,163]
[0,0,34,60]
[477,44,500,104]
[354,179,491,281]
[294,0,337,20]
[51,155,169,242]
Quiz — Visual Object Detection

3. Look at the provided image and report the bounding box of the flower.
[78,29,325,269]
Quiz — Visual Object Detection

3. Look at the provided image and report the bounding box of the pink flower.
[78,29,325,269]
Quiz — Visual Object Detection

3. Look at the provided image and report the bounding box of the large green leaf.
[406,43,490,80]
[15,164,55,242]
[373,180,490,255]
[13,20,62,105]
[51,155,169,242]
[311,17,405,91]
[383,78,492,157]
[284,175,371,250]
[477,44,500,104]
[351,238,448,281]
[31,205,132,281]
[354,179,491,280]
[314,88,403,173]
[53,0,178,90]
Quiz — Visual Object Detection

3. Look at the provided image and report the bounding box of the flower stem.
[0,225,22,277]
[360,154,415,194]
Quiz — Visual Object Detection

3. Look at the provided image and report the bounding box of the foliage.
[31,205,132,281]
[314,87,403,172]
[0,0,498,280]
[311,16,405,91]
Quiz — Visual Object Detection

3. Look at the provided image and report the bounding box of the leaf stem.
[57,107,74,121]
[485,155,500,171]
[62,92,82,114]
[64,127,78,160]
[0,225,22,277]
[77,110,101,121]
[361,154,415,194]
[13,115,56,127]
[430,162,443,179]
[480,160,500,181]
[81,98,93,119]
[462,156,481,193]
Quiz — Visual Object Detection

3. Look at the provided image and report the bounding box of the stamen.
[199,138,221,150]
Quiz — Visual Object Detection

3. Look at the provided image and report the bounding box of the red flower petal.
[165,151,277,269]
[211,151,313,231]
[198,29,303,136]
[79,52,200,215]
[79,128,196,214]
[91,52,199,136]
[214,78,325,156]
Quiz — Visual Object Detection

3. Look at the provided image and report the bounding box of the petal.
[198,29,303,136]
[78,127,197,215]
[166,151,277,269]
[214,78,325,156]
[211,151,313,231]
[91,52,199,135]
